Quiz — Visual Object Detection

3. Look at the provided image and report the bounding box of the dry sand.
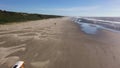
[0,17,120,68]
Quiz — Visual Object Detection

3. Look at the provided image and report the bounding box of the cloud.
[34,6,99,12]
[32,1,120,16]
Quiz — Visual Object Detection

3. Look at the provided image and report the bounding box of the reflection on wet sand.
[79,23,100,34]
[76,21,120,35]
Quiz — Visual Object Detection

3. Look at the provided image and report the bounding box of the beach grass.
[0,10,62,24]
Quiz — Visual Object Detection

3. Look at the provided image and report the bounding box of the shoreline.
[0,17,120,68]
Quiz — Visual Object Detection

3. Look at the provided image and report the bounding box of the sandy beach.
[0,17,120,68]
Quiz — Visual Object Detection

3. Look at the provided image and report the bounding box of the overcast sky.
[0,0,120,16]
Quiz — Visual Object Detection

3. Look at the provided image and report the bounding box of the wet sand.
[0,17,120,68]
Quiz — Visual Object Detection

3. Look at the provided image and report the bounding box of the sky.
[0,0,120,16]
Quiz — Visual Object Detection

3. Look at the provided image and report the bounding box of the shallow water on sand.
[78,22,120,34]
[73,18,120,34]
[79,23,100,34]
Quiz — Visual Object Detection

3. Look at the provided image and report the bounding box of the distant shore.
[0,10,63,24]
